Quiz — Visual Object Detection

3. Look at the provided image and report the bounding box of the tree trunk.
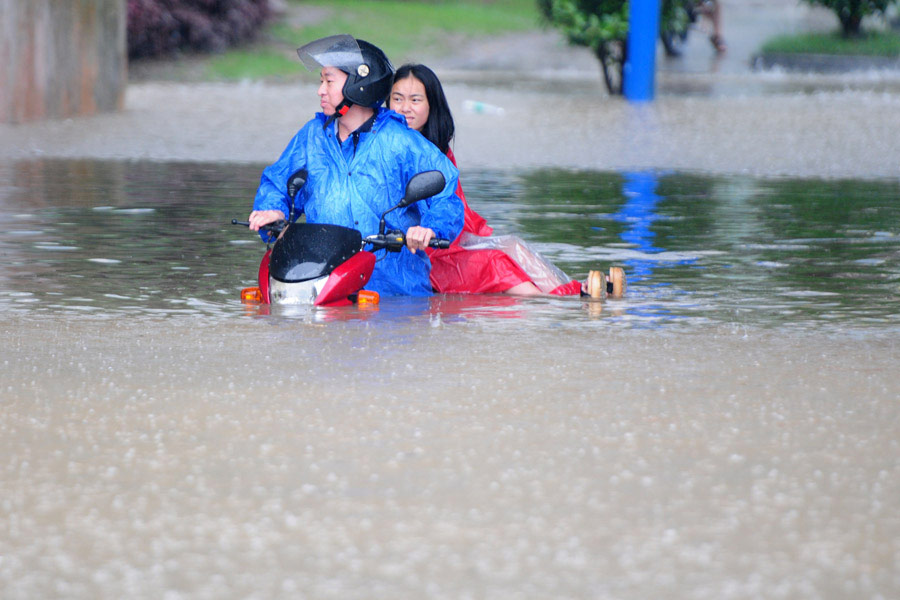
[839,12,863,38]
[0,0,127,123]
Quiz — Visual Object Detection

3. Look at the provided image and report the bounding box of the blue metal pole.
[623,0,661,102]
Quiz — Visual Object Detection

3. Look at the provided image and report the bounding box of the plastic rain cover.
[458,232,572,293]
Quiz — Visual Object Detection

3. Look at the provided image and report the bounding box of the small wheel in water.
[587,270,607,300]
[609,267,626,298]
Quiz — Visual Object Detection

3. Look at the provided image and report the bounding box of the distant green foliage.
[207,49,300,80]
[206,0,542,81]
[762,30,900,56]
[537,0,688,93]
[279,0,541,63]
[535,1,684,66]
[801,0,900,36]
[537,0,629,52]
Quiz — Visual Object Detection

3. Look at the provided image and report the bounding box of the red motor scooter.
[233,170,451,307]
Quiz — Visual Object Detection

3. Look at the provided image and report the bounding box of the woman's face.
[389,75,430,132]
[318,67,347,115]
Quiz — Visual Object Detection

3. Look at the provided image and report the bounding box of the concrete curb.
[752,52,900,73]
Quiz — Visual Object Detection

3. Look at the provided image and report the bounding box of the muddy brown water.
[1,159,899,599]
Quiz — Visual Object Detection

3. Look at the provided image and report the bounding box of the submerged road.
[2,77,899,180]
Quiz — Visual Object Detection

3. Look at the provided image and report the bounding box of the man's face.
[318,67,348,115]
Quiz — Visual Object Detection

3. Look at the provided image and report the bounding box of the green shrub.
[802,0,900,37]
[538,0,629,52]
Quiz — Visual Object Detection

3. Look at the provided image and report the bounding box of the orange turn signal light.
[357,290,380,305]
[241,286,263,304]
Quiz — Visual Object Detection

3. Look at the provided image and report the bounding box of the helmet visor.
[296,34,362,72]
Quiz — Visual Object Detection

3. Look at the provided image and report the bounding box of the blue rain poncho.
[253,108,463,296]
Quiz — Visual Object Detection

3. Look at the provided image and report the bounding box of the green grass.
[761,30,900,57]
[207,49,302,80]
[207,0,542,81]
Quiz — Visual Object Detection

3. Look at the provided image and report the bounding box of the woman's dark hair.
[391,63,454,154]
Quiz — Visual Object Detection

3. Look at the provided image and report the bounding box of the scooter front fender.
[258,248,272,304]
[314,251,376,306]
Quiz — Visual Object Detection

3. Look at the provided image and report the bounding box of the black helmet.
[297,34,394,109]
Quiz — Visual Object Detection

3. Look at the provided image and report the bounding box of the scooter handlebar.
[231,219,287,236]
[365,231,451,252]
[234,220,449,249]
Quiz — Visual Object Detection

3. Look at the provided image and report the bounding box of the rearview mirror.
[400,170,445,208]
[287,169,308,200]
[376,170,448,235]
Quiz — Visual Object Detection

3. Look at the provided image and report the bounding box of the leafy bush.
[537,0,629,52]
[539,0,671,94]
[128,0,270,59]
[802,0,899,37]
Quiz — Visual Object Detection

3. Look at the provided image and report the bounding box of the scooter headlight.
[268,276,328,305]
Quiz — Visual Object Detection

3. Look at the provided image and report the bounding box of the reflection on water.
[1,159,898,331]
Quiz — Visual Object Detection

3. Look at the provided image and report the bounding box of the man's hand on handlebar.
[405,226,436,254]
[248,209,286,232]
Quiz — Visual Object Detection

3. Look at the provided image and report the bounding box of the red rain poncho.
[426,149,581,296]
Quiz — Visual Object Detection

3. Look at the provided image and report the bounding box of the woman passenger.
[389,63,622,298]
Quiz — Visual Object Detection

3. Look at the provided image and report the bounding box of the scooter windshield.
[269,223,362,283]
[296,34,362,73]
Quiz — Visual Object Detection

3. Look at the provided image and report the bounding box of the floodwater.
[2,160,899,330]
[2,159,899,599]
